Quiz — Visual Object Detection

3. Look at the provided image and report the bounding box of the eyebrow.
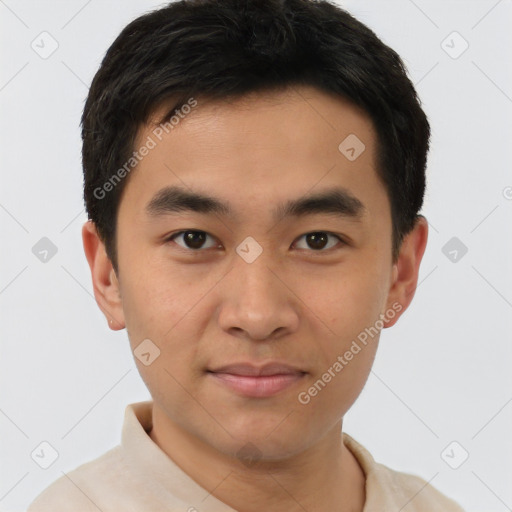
[145,185,366,223]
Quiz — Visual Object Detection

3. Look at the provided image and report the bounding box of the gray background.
[1,0,511,510]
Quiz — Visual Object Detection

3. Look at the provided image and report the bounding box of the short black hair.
[82,0,430,273]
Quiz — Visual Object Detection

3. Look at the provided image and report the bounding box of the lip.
[207,362,307,398]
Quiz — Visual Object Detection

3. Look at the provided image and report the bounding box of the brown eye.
[294,232,344,251]
[306,232,328,250]
[168,230,218,250]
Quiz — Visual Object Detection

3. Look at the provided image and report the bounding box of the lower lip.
[208,372,305,398]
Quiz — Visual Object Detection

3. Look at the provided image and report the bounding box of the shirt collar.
[121,400,238,511]
[121,400,389,511]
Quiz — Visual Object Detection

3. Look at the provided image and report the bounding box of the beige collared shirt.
[27,401,465,511]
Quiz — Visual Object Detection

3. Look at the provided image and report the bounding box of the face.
[84,85,425,461]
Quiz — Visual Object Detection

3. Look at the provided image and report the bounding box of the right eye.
[165,230,220,251]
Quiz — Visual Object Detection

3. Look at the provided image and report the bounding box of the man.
[27,0,465,510]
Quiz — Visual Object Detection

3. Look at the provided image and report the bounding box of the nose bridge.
[217,241,298,340]
[232,242,281,307]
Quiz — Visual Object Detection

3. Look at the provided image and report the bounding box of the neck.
[148,406,366,512]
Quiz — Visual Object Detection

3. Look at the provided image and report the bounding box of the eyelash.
[165,230,347,254]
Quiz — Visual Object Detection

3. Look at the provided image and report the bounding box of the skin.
[82,85,428,512]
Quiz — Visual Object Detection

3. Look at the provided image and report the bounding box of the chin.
[204,418,317,463]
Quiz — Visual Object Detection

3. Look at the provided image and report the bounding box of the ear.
[382,215,429,328]
[82,221,125,330]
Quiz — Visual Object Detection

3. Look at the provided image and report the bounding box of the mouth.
[207,362,307,398]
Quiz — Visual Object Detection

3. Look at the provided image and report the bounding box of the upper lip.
[208,362,306,376]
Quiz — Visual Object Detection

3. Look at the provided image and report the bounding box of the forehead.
[123,85,386,225]
[144,86,376,148]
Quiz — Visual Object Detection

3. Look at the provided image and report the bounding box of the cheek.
[298,275,383,419]
[118,254,188,338]
[313,263,387,341]
[119,265,214,388]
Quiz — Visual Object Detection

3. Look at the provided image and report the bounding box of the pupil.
[308,232,327,250]
[185,231,206,249]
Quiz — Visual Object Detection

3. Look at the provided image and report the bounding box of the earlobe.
[82,221,125,330]
[383,215,429,328]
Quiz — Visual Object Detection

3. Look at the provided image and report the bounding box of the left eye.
[293,232,344,251]
[166,230,344,252]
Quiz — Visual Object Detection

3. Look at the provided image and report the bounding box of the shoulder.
[342,432,465,511]
[26,446,128,512]
[377,463,465,511]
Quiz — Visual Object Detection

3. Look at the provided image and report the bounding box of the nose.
[217,251,300,342]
